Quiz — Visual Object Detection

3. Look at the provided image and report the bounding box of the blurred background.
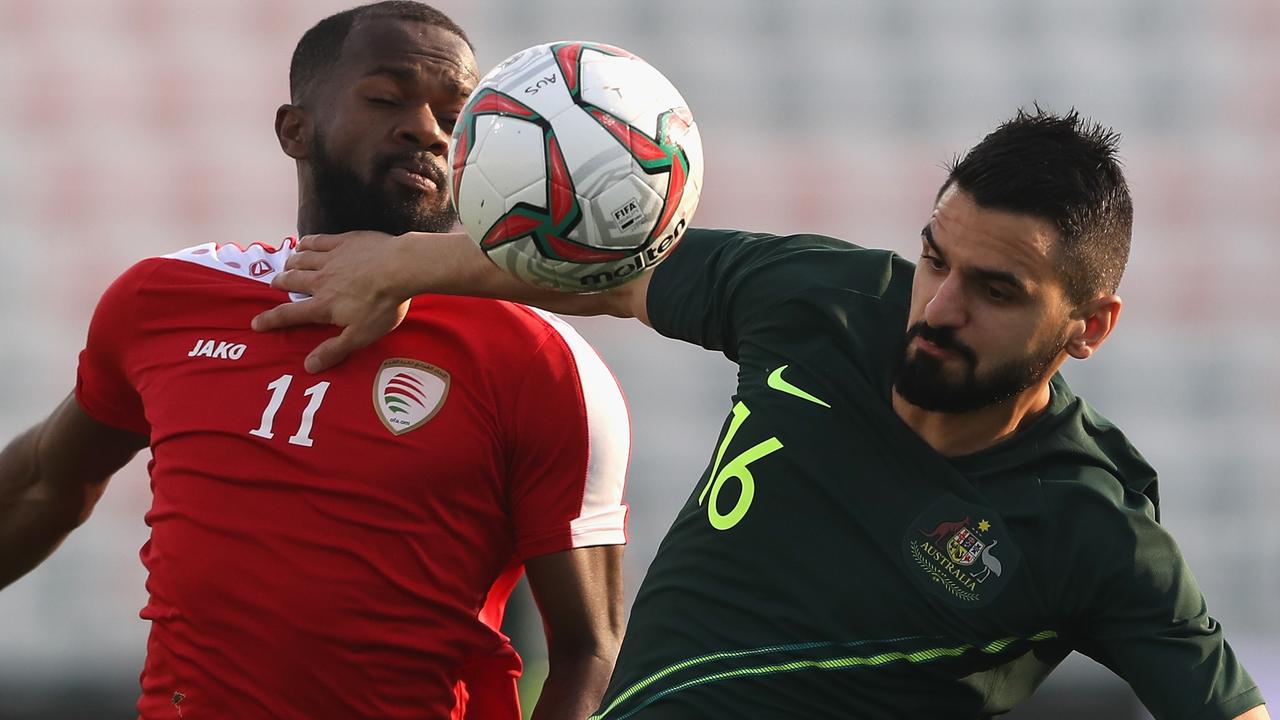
[1,0,1277,717]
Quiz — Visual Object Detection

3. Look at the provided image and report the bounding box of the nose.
[922,274,968,329]
[395,105,450,156]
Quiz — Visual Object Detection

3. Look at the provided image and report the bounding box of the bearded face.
[308,131,457,237]
[893,320,1067,414]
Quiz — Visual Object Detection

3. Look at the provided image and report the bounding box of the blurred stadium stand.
[1,0,1277,717]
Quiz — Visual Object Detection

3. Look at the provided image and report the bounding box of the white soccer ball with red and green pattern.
[449,41,703,291]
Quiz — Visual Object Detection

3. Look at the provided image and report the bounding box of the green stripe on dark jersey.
[593,631,1058,719]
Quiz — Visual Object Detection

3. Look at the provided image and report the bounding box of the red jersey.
[74,239,631,720]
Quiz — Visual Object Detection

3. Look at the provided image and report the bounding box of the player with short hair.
[0,3,631,719]
[255,108,1269,719]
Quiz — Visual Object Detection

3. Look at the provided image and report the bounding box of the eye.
[368,96,400,107]
[986,285,1009,302]
[920,253,946,272]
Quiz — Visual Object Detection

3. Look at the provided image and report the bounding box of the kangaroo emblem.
[920,516,971,545]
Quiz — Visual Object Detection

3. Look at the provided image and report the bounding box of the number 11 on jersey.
[697,401,783,531]
[249,374,331,447]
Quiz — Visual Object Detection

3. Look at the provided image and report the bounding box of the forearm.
[259,232,653,369]
[0,425,95,589]
[0,396,142,590]
[530,648,617,720]
[525,544,626,720]
[386,232,643,319]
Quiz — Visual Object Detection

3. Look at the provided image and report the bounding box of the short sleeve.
[645,228,889,359]
[505,311,630,561]
[75,261,156,436]
[1063,484,1264,720]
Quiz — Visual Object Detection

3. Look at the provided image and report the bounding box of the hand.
[251,232,411,373]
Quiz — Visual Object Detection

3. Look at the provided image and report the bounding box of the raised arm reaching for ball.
[252,229,654,372]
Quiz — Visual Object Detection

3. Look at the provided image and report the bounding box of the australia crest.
[902,500,1020,608]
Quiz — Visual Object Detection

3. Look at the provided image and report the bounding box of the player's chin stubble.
[308,137,457,236]
[892,322,1062,414]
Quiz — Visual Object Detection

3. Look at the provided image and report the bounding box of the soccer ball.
[449,41,703,291]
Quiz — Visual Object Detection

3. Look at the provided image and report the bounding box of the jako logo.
[187,339,247,360]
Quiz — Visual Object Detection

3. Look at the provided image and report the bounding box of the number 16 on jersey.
[697,401,783,531]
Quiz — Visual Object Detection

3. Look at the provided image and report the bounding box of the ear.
[275,103,311,160]
[1065,294,1122,360]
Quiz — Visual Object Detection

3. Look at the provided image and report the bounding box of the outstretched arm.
[524,545,625,720]
[0,394,147,589]
[251,231,653,372]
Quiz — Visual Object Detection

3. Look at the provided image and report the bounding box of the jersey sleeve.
[645,228,895,360]
[505,311,630,561]
[1060,482,1264,720]
[75,260,158,436]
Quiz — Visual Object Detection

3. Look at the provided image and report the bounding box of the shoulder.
[503,304,616,384]
[89,239,301,335]
[1038,465,1154,527]
[1024,380,1159,516]
[1028,399,1172,595]
[414,296,617,383]
[99,256,169,297]
[664,227,916,311]
[1032,445,1175,621]
[680,228,911,283]
[420,295,595,348]
[464,304,628,452]
[992,386,1165,588]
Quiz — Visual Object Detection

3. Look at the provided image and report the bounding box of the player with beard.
[0,3,631,719]
[254,107,1268,719]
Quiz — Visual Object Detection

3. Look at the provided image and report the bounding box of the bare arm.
[252,231,652,372]
[1236,705,1270,720]
[524,544,625,720]
[0,394,147,590]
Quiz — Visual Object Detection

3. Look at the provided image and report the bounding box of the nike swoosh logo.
[767,365,831,408]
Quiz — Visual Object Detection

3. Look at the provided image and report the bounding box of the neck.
[296,193,331,237]
[891,379,1054,457]
[296,169,342,237]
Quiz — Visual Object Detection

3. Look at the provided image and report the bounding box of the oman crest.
[373,358,450,435]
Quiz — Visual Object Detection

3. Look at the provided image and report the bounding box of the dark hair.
[289,1,473,103]
[939,106,1133,304]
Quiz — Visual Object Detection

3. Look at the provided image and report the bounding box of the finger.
[304,328,363,373]
[297,233,341,252]
[270,268,317,294]
[283,250,327,272]
[252,299,329,332]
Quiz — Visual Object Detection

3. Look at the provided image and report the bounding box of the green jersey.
[594,229,1262,720]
